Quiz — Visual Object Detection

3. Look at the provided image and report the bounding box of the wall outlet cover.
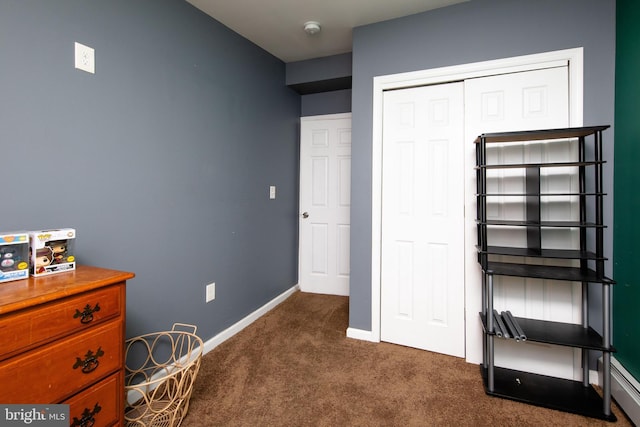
[75,42,95,74]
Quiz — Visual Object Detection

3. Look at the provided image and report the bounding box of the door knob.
[302,212,309,218]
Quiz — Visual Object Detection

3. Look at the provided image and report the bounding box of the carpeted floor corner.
[183,291,632,426]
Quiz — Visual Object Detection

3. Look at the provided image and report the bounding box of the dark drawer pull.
[71,403,102,427]
[73,303,101,324]
[73,347,104,373]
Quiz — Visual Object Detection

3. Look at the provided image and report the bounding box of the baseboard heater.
[600,356,640,425]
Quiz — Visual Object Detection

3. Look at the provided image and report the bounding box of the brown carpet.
[184,291,632,426]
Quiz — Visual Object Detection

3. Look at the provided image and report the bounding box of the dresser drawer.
[0,284,122,361]
[0,320,122,403]
[65,371,122,427]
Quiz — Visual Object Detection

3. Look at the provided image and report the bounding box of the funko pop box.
[0,232,30,283]
[29,228,76,277]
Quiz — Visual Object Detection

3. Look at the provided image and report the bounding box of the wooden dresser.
[0,265,134,426]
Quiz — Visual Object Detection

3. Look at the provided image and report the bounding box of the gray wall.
[301,89,351,117]
[349,0,616,334]
[287,53,352,116]
[286,53,352,87]
[0,0,300,341]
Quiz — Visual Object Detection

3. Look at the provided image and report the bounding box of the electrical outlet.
[206,282,215,303]
[74,42,95,74]
[269,185,276,200]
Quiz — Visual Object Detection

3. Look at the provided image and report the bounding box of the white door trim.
[370,48,584,361]
[301,112,353,122]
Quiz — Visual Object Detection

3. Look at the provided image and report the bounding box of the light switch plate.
[269,186,276,199]
[206,282,215,302]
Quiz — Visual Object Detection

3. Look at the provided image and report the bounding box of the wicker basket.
[124,323,203,427]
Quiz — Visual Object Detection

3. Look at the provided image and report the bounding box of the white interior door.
[299,114,351,296]
[380,83,465,357]
[464,66,580,379]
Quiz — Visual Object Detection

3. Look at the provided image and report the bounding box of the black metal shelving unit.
[475,125,616,421]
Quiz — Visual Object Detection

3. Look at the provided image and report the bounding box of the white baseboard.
[589,368,600,386]
[202,284,299,355]
[604,357,640,425]
[346,327,378,342]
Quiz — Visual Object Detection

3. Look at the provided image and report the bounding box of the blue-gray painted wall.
[287,53,352,115]
[301,89,351,117]
[349,0,616,345]
[0,0,300,340]
[286,53,352,86]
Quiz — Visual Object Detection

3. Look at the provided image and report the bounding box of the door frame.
[368,48,584,363]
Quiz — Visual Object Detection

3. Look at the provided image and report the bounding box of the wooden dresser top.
[0,265,134,315]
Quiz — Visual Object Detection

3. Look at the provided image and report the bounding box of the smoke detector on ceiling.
[303,21,321,35]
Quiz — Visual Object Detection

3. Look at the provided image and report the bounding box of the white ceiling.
[186,0,468,63]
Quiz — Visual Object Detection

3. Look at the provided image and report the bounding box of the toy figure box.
[0,232,30,283]
[29,228,76,276]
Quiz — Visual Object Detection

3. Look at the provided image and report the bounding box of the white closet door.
[381,82,465,357]
[464,66,581,379]
[379,65,575,375]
